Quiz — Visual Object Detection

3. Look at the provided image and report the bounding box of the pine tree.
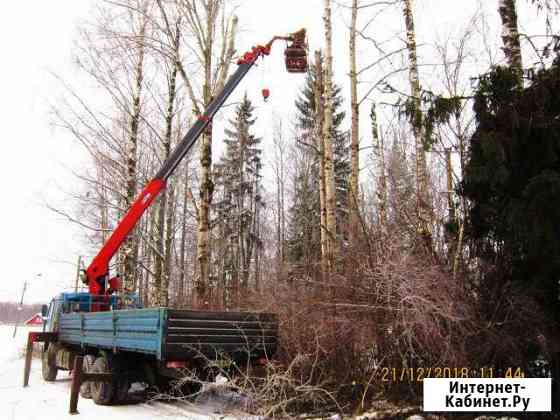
[287,62,349,266]
[213,94,263,306]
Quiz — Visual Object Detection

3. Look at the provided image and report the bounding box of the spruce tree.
[287,61,350,265]
[213,94,263,305]
[462,58,560,333]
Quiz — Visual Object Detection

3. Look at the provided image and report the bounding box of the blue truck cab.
[43,292,141,333]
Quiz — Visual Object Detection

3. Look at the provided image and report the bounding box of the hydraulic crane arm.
[85,32,306,296]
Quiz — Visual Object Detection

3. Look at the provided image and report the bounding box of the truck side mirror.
[41,304,48,317]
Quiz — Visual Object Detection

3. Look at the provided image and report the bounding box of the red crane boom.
[84,30,308,299]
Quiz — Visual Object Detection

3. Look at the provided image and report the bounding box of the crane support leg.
[23,332,58,387]
[69,356,114,415]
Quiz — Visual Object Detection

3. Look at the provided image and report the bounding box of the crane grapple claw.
[285,29,308,73]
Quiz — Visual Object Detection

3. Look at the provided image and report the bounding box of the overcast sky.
[0,0,551,303]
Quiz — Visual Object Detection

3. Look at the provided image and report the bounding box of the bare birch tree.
[153,23,181,307]
[402,0,433,248]
[272,119,288,271]
[314,51,329,277]
[323,0,338,271]
[119,4,150,293]
[348,0,360,242]
[371,102,387,231]
[156,0,238,304]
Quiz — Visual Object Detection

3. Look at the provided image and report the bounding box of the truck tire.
[90,356,115,405]
[113,379,130,404]
[147,376,171,400]
[80,355,96,399]
[41,344,58,382]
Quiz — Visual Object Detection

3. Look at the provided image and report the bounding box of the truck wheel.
[147,376,171,400]
[178,379,202,397]
[80,355,96,399]
[90,356,115,405]
[113,380,130,404]
[41,344,58,382]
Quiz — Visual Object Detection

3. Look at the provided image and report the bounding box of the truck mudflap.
[164,310,278,362]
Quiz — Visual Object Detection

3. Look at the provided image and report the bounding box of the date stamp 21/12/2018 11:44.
[380,367,526,382]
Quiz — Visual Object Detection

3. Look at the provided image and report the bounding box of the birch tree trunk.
[97,162,109,245]
[197,12,215,304]
[314,51,329,278]
[498,0,523,85]
[178,160,189,307]
[253,174,261,292]
[273,122,287,270]
[371,102,387,231]
[323,0,338,271]
[402,0,432,247]
[147,205,158,306]
[162,187,175,306]
[153,26,179,307]
[445,148,456,223]
[348,0,360,242]
[122,16,147,292]
[156,0,237,305]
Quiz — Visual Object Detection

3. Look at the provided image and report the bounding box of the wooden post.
[23,333,35,387]
[69,356,83,415]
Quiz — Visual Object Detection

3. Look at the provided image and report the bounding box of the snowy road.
[0,326,253,420]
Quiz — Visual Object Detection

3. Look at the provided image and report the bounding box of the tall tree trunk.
[156,1,237,305]
[254,177,261,292]
[147,205,158,307]
[445,148,457,265]
[323,0,338,272]
[195,8,238,306]
[122,18,147,292]
[272,121,286,277]
[371,103,387,231]
[402,0,432,247]
[97,162,109,245]
[178,161,189,307]
[498,0,523,85]
[154,28,179,306]
[349,0,360,242]
[445,148,456,223]
[162,186,175,307]
[314,51,328,278]
[196,88,213,305]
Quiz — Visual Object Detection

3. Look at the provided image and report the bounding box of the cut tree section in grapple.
[285,28,308,73]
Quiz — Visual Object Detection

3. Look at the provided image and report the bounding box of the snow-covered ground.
[0,326,256,420]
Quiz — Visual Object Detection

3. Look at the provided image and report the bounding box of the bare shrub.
[181,234,543,416]
[235,235,485,414]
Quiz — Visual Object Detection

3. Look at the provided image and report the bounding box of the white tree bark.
[402,0,432,245]
[323,0,338,271]
[349,0,360,241]
[158,0,238,304]
[371,102,387,232]
[498,0,523,85]
[314,50,329,278]
[122,12,148,292]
